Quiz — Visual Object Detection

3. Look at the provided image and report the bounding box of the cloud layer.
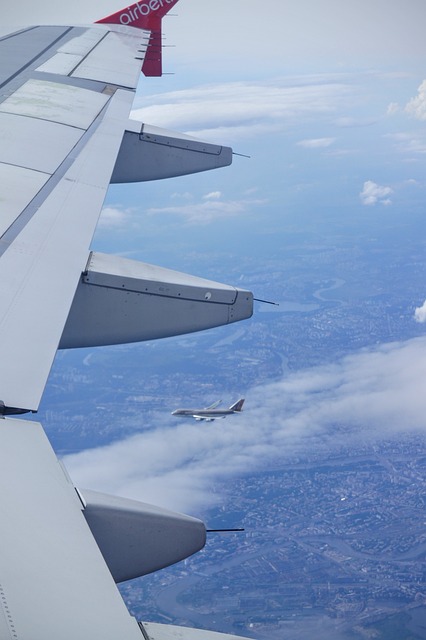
[132,78,352,142]
[405,79,426,120]
[414,300,426,323]
[297,137,335,149]
[146,191,266,225]
[64,337,426,517]
[359,180,393,206]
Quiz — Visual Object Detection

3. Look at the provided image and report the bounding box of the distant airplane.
[172,399,245,421]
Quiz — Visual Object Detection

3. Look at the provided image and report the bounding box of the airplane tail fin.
[229,398,245,412]
[96,0,180,77]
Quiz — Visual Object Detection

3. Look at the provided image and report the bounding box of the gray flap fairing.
[60,252,253,349]
[81,488,206,582]
[111,121,233,183]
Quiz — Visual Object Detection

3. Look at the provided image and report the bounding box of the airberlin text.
[119,0,175,25]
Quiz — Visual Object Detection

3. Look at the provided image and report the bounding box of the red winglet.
[96,0,180,76]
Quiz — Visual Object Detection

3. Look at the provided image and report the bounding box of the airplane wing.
[0,2,255,639]
[0,3,251,416]
[204,400,222,410]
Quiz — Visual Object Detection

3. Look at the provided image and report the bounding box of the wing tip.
[96,0,180,77]
[96,0,180,31]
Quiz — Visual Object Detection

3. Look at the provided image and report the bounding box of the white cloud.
[98,205,132,230]
[387,102,400,115]
[63,338,426,516]
[297,137,335,149]
[132,79,352,142]
[359,180,393,206]
[335,116,377,127]
[203,191,222,200]
[414,300,426,323]
[405,80,426,120]
[385,131,426,155]
[146,193,266,225]
[170,192,193,201]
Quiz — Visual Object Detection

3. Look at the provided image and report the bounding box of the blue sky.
[77,1,426,263]
[96,56,426,277]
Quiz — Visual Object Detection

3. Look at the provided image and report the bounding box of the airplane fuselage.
[172,398,245,421]
[172,409,237,418]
